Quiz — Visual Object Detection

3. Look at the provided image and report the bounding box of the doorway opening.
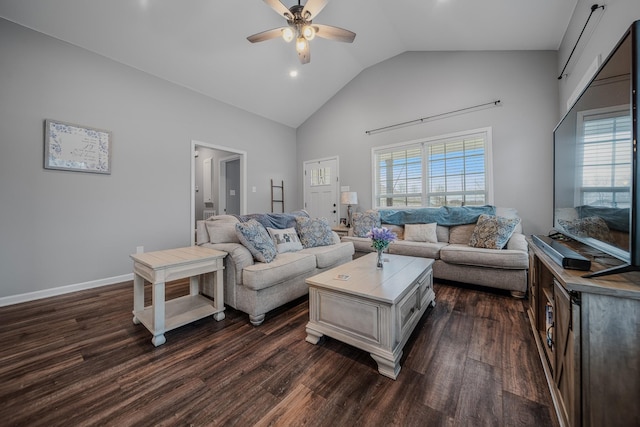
[191,140,247,245]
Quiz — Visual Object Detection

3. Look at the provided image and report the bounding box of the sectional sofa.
[196,212,354,325]
[341,206,529,297]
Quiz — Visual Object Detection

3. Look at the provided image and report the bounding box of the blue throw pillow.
[469,214,520,250]
[235,219,277,263]
[295,217,334,248]
[352,210,381,237]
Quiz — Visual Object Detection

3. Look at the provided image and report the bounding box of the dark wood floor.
[0,279,558,426]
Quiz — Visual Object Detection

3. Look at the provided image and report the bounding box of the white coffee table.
[305,253,435,379]
[131,246,226,346]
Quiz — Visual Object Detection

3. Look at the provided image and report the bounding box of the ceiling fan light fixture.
[302,25,315,41]
[296,36,309,53]
[282,27,294,43]
[247,0,356,64]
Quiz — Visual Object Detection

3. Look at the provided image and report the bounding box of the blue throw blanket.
[234,210,309,230]
[379,205,496,226]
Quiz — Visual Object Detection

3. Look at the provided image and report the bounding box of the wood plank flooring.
[0,280,558,426]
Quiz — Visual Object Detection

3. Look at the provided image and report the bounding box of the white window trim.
[371,127,494,209]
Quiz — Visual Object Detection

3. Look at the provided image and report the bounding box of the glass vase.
[376,249,384,269]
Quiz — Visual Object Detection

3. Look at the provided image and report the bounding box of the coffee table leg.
[305,327,324,344]
[371,352,402,380]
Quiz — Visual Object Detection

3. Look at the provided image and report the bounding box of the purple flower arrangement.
[367,227,397,251]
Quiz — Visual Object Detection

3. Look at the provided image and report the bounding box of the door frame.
[303,155,340,224]
[191,140,247,245]
[218,154,242,217]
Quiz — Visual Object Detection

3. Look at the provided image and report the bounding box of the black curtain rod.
[365,100,501,135]
[558,4,605,80]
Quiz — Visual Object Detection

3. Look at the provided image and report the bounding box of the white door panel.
[304,158,339,226]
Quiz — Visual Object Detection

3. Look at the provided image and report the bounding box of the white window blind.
[579,110,632,207]
[373,129,491,208]
[375,144,422,207]
[426,133,487,207]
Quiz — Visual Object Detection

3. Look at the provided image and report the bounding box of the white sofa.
[196,213,354,325]
[341,207,529,297]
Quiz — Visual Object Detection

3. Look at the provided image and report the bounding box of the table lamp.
[340,191,358,227]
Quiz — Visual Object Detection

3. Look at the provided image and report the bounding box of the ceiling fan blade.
[263,0,293,19]
[313,24,356,43]
[301,0,328,20]
[247,27,287,43]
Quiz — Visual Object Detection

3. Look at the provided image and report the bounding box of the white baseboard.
[0,273,134,307]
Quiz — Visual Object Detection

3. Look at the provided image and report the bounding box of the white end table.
[131,246,226,346]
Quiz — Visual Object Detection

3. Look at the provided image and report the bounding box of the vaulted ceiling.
[0,0,577,128]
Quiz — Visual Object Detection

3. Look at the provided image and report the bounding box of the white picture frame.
[44,119,112,174]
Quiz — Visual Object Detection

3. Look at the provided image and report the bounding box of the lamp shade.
[341,191,358,205]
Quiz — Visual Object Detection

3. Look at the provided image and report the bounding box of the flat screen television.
[553,19,640,278]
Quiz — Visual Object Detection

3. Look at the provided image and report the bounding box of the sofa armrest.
[202,242,254,279]
[506,233,528,252]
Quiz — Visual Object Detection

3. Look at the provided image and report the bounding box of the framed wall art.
[44,119,112,174]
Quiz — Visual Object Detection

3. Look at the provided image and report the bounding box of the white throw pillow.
[267,227,303,253]
[404,223,438,243]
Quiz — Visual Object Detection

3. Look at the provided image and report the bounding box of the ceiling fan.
[247,0,356,64]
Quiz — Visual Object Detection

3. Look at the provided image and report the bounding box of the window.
[577,108,631,207]
[373,128,492,208]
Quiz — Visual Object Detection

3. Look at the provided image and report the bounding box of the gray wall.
[0,19,297,300]
[557,0,640,116]
[296,50,559,236]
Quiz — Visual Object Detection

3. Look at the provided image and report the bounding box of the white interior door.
[303,157,339,226]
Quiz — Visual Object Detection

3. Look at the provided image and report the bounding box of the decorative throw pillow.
[235,219,277,263]
[404,223,438,243]
[384,224,405,240]
[557,216,613,242]
[206,221,240,244]
[352,210,381,237]
[295,217,334,248]
[469,214,521,250]
[267,227,303,253]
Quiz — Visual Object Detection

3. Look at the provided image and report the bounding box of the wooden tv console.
[527,237,640,427]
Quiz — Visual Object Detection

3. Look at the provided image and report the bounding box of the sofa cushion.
[352,210,381,237]
[300,242,355,268]
[440,244,529,269]
[448,224,477,245]
[436,225,450,243]
[267,227,303,253]
[235,219,278,263]
[296,217,334,248]
[383,224,405,240]
[206,221,241,244]
[388,240,446,259]
[469,214,521,250]
[196,215,239,244]
[404,223,438,243]
[242,252,317,291]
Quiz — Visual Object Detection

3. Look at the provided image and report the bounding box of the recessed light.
[289,70,299,78]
